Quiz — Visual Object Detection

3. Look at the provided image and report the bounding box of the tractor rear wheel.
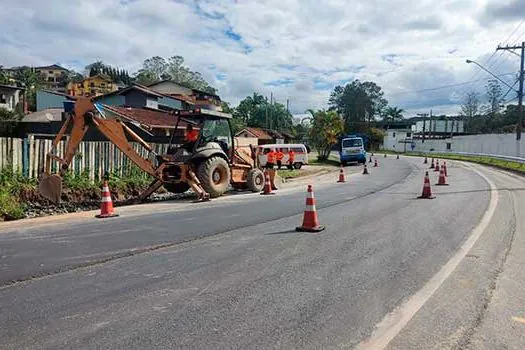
[197,156,231,197]
[246,168,265,192]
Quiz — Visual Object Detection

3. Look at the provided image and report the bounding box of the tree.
[0,66,9,84]
[384,106,404,121]
[329,79,388,132]
[13,67,43,111]
[135,70,158,86]
[85,61,105,76]
[308,109,344,161]
[460,91,480,119]
[135,55,216,93]
[233,93,293,130]
[485,79,503,118]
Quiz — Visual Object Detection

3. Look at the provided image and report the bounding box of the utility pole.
[265,96,269,129]
[270,92,273,130]
[497,42,524,141]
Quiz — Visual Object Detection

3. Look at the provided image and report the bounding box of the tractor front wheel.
[197,156,231,197]
[246,168,265,192]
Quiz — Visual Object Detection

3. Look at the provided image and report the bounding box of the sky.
[1,0,524,118]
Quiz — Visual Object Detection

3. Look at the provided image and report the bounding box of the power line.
[501,79,519,101]
[389,72,515,96]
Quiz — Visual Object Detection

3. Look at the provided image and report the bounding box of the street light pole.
[465,59,517,91]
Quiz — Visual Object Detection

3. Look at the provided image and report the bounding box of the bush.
[0,188,25,220]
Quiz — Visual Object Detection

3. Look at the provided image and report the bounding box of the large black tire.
[197,156,231,198]
[246,168,264,192]
[164,182,190,194]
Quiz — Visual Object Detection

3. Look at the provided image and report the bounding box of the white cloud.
[0,0,524,116]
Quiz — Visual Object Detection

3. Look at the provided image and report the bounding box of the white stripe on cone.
[102,187,110,192]
[101,197,112,203]
[305,205,316,211]
[307,192,314,199]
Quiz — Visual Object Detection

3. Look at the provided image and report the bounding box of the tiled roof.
[0,84,25,91]
[95,84,164,99]
[36,64,69,71]
[236,127,273,140]
[103,105,190,129]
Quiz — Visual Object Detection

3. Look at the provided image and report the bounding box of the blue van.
[339,136,367,165]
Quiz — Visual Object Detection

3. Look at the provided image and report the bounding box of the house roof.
[0,84,25,91]
[35,64,69,71]
[236,127,273,140]
[94,84,164,99]
[147,80,220,99]
[102,105,186,129]
[84,74,113,82]
[40,89,77,99]
[163,93,196,104]
[21,108,63,123]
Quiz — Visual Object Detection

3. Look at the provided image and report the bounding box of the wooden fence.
[0,136,170,180]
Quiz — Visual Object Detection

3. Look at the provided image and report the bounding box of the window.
[200,118,232,149]
[0,94,6,104]
[90,82,95,88]
[101,83,106,87]
[392,132,396,138]
[48,70,53,74]
[406,132,411,137]
[446,142,451,150]
[342,138,363,148]
[47,77,55,82]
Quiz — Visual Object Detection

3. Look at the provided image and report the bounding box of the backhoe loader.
[38,97,265,204]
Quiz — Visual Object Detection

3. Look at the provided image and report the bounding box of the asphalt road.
[1,156,523,349]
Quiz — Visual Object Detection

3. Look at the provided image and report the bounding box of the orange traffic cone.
[436,167,448,186]
[369,156,373,163]
[424,156,428,164]
[384,153,387,158]
[396,154,400,159]
[430,158,435,169]
[296,185,325,232]
[260,169,275,195]
[363,164,369,175]
[337,166,346,183]
[374,158,378,167]
[434,161,440,172]
[443,161,448,177]
[96,180,119,218]
[418,171,435,199]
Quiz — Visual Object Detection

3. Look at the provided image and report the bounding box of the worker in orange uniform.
[264,148,278,190]
[183,124,199,151]
[275,148,284,170]
[287,149,295,170]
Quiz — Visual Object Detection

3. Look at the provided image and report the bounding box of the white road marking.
[355,164,499,349]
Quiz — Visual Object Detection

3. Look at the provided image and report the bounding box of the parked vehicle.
[339,135,367,165]
[257,144,308,169]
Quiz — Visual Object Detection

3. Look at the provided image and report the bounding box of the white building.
[383,128,413,152]
[0,84,24,112]
[412,119,464,134]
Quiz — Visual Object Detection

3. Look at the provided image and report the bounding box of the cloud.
[0,0,524,117]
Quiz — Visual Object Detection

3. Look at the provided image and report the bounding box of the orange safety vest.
[276,151,284,161]
[288,150,295,162]
[267,151,276,163]
[185,129,199,142]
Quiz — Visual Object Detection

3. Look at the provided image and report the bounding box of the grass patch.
[278,169,302,179]
[0,168,33,220]
[402,152,525,175]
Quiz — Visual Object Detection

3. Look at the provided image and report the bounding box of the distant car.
[257,144,309,169]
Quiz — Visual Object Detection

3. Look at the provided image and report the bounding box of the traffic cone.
[384,153,387,158]
[443,161,448,177]
[296,185,325,232]
[424,156,428,164]
[374,158,378,167]
[417,171,435,199]
[260,169,275,195]
[436,167,448,186]
[369,156,373,163]
[430,158,435,169]
[96,180,119,218]
[371,152,374,157]
[396,154,400,159]
[363,164,369,175]
[434,161,440,172]
[337,166,346,183]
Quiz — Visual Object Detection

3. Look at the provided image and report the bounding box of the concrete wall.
[158,96,183,110]
[387,133,525,158]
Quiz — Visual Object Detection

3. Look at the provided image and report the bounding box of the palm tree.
[384,106,405,121]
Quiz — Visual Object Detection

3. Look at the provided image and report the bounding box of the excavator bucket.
[38,173,62,204]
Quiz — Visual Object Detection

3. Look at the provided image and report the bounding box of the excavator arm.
[39,97,162,203]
